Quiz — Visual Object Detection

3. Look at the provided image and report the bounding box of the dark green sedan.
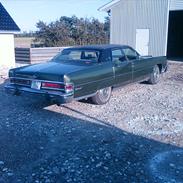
[5,45,168,105]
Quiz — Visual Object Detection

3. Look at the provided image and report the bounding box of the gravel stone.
[0,61,182,183]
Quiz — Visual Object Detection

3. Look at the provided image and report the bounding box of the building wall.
[110,0,169,56]
[170,0,183,10]
[0,34,15,68]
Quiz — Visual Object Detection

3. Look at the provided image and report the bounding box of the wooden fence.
[15,47,67,64]
[15,48,30,63]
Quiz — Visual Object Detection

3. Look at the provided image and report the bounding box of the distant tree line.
[15,31,35,38]
[34,15,110,47]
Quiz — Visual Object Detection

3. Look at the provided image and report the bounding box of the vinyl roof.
[0,3,20,32]
[65,44,129,50]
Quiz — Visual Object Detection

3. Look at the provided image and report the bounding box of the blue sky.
[1,0,110,32]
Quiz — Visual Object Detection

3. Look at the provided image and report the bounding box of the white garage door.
[135,29,149,56]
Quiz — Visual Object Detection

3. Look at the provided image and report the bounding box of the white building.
[99,0,183,59]
[0,3,20,68]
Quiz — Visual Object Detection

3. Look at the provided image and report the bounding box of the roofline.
[0,2,21,32]
[0,30,20,34]
[98,0,121,11]
[63,44,130,50]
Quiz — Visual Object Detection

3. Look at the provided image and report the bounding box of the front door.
[136,29,149,56]
[122,47,150,82]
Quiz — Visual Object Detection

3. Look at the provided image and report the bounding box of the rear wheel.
[148,65,160,84]
[91,87,112,105]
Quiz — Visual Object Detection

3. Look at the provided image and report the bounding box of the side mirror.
[119,56,126,62]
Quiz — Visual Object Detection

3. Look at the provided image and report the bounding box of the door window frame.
[111,48,128,63]
[122,47,140,61]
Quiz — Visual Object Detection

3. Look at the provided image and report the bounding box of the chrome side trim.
[41,86,65,91]
[10,83,31,87]
[76,76,114,88]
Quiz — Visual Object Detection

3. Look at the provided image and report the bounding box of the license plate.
[31,81,41,90]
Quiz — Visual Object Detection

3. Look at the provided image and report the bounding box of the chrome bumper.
[5,84,73,104]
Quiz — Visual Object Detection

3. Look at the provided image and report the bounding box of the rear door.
[112,48,132,86]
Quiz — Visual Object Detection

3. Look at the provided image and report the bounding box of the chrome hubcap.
[98,87,111,101]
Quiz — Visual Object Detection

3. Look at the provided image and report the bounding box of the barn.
[0,3,20,68]
[99,0,183,59]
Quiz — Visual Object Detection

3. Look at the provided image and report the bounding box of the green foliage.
[34,16,110,47]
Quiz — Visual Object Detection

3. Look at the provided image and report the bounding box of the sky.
[0,0,110,32]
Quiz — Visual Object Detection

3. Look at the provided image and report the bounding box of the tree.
[34,15,110,47]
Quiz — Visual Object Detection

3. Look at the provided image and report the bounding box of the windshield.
[52,49,100,63]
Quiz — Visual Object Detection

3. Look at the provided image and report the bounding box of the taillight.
[10,78,31,86]
[65,83,74,93]
[41,81,74,93]
[41,82,64,90]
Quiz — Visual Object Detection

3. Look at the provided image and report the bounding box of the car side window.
[69,51,82,60]
[112,49,126,62]
[123,48,138,60]
[82,51,99,62]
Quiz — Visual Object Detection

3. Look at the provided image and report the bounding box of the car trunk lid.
[14,61,91,82]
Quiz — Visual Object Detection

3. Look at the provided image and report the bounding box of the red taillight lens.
[41,82,74,93]
[42,82,64,89]
[65,84,74,93]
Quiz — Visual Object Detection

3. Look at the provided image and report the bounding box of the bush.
[34,16,110,47]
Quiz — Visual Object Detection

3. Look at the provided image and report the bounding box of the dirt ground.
[0,61,182,183]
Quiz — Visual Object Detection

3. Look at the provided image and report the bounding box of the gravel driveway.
[0,61,183,183]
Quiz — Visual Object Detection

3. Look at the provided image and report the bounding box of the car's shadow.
[0,81,182,183]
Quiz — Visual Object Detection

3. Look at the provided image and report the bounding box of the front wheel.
[91,87,112,105]
[148,65,160,84]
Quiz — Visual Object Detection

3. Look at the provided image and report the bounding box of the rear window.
[52,49,100,63]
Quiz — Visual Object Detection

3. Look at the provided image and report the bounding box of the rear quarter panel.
[67,62,115,98]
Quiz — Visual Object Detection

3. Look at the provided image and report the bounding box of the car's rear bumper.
[5,84,73,104]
